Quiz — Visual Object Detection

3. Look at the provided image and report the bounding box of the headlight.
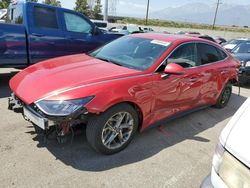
[218,151,250,188]
[212,142,225,173]
[245,61,250,67]
[35,96,94,116]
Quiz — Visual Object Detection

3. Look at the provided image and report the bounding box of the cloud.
[119,1,147,10]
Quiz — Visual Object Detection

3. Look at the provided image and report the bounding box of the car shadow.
[27,93,247,172]
[0,70,19,99]
[240,82,250,89]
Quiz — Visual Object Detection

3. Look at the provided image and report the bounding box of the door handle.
[189,77,198,82]
[220,70,228,74]
[32,33,45,37]
[66,37,75,40]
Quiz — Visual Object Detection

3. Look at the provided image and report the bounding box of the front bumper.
[8,93,90,144]
[8,94,55,130]
[23,106,54,130]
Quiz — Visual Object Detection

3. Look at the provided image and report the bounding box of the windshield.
[90,36,170,70]
[225,39,245,46]
[232,42,250,53]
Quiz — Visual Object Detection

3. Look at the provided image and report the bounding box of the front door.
[152,43,203,122]
[62,10,101,54]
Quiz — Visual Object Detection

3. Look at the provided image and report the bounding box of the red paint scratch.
[158,125,171,137]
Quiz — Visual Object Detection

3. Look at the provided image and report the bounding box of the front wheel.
[214,83,232,108]
[86,104,138,155]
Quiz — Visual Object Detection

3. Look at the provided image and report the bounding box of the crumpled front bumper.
[8,93,55,130]
[8,93,89,131]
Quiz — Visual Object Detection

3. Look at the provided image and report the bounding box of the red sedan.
[9,34,240,154]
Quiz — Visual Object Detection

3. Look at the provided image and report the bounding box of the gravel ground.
[109,23,250,39]
[0,68,249,188]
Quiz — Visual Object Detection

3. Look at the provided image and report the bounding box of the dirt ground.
[109,23,250,39]
[0,68,249,188]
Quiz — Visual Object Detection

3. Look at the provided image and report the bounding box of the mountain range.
[149,3,250,26]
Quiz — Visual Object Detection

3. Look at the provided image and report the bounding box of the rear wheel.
[214,83,232,108]
[86,103,138,155]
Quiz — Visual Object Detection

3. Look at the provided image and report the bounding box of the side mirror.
[164,63,184,75]
[91,26,100,35]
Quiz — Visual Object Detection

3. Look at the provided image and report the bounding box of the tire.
[86,103,139,155]
[214,83,232,108]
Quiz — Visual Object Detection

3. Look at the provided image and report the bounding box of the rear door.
[196,42,229,104]
[0,3,27,66]
[27,4,67,64]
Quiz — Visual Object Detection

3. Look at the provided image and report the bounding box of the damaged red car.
[9,34,240,154]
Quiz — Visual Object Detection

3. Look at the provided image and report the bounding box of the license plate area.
[23,107,48,130]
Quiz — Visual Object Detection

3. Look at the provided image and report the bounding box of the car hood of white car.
[224,44,237,50]
[220,97,250,168]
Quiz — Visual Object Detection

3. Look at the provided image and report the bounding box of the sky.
[39,0,250,16]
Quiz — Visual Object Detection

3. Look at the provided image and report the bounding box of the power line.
[212,0,222,29]
[145,0,150,25]
[104,0,108,21]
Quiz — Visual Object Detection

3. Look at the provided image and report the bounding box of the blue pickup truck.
[0,1,122,68]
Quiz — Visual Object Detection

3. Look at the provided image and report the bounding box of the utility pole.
[212,0,221,29]
[145,0,150,25]
[104,0,108,21]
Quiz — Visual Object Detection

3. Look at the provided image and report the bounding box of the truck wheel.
[214,83,232,108]
[86,103,138,155]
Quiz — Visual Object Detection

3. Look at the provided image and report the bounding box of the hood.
[220,98,250,168]
[224,44,237,50]
[10,54,141,104]
[233,53,250,62]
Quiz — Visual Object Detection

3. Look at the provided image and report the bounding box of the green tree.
[42,0,61,7]
[29,0,38,2]
[74,0,91,17]
[93,0,102,19]
[0,0,10,9]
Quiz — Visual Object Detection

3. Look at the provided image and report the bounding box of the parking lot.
[0,68,249,188]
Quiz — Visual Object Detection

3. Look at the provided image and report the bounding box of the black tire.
[214,83,232,108]
[86,103,138,155]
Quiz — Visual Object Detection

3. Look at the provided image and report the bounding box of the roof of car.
[131,33,212,44]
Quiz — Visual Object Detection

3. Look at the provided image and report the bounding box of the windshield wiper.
[96,57,123,67]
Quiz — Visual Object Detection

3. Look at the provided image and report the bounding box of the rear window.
[197,43,221,65]
[33,6,58,29]
[6,4,23,24]
[217,48,228,60]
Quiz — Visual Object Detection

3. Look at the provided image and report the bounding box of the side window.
[34,6,58,29]
[197,43,220,65]
[167,43,197,68]
[64,12,92,33]
[216,48,228,60]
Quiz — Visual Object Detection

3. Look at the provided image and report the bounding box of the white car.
[223,38,250,52]
[201,98,250,188]
[91,19,108,31]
